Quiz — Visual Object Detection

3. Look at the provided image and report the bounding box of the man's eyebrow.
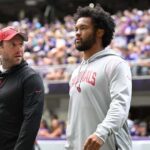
[75,24,88,28]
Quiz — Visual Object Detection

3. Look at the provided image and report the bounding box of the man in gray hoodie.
[65,4,132,150]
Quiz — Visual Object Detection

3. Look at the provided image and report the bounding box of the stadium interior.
[0,0,150,149]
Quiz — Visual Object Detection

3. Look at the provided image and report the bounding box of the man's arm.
[84,61,132,150]
[95,61,132,142]
[14,73,44,150]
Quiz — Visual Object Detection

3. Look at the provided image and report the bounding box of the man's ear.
[96,29,104,38]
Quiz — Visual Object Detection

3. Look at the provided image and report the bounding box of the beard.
[75,32,96,52]
[1,56,23,69]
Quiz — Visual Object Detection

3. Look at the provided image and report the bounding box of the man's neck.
[83,45,103,60]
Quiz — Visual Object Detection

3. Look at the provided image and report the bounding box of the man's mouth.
[15,55,22,58]
[76,39,81,43]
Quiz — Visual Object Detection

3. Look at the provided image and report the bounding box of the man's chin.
[76,45,84,51]
[76,46,87,52]
[75,43,90,52]
[15,58,23,64]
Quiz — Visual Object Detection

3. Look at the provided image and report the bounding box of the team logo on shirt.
[71,70,96,87]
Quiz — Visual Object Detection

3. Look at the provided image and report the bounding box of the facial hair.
[1,55,23,69]
[75,32,96,52]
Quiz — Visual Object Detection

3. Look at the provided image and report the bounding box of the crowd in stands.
[111,9,150,76]
[1,8,150,139]
[128,118,150,137]
[1,8,150,81]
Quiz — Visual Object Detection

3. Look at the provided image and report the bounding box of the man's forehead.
[76,17,92,26]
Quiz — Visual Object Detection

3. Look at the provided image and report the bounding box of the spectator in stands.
[135,36,150,75]
[138,121,148,137]
[65,4,132,150]
[38,114,64,138]
[48,117,63,138]
[130,120,140,136]
[37,119,50,138]
[130,120,149,137]
[0,26,44,150]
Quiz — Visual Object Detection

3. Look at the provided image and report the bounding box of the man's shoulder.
[19,65,40,80]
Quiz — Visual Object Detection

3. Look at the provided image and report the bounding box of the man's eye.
[75,26,87,31]
[75,28,78,31]
[12,43,16,47]
[81,27,85,30]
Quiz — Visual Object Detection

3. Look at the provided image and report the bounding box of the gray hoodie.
[65,49,132,150]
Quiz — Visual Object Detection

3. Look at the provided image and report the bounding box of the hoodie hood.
[83,48,121,64]
[0,60,28,77]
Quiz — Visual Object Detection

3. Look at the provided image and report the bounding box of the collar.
[0,60,28,77]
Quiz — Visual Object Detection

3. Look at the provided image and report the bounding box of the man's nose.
[76,29,81,36]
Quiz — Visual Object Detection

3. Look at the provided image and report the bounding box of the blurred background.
[1,0,150,149]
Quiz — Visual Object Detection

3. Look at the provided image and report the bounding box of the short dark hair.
[74,4,115,48]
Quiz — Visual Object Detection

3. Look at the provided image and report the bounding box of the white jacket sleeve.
[95,61,132,142]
